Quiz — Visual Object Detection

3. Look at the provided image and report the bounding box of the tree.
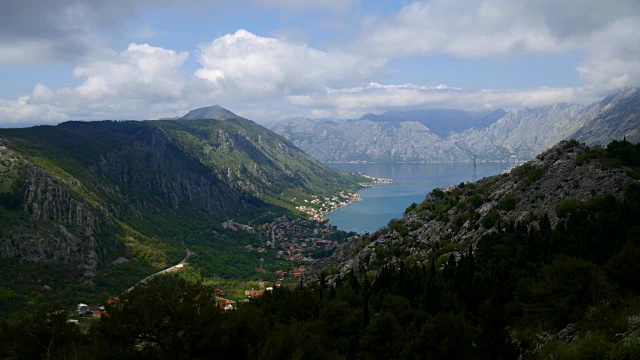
[96,275,220,359]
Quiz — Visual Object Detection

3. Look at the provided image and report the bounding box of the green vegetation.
[2,138,640,358]
[499,194,519,210]
[0,118,368,318]
[480,209,499,228]
[512,162,545,184]
[4,184,640,359]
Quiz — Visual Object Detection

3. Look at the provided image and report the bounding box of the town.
[295,191,362,220]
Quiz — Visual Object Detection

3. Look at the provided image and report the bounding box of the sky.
[0,0,639,127]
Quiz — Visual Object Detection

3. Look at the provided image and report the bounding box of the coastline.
[296,175,393,221]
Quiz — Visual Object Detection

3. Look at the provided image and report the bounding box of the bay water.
[325,162,511,234]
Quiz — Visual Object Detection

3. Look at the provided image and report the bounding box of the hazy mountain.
[270,89,640,162]
[452,102,592,160]
[572,87,640,145]
[271,116,469,162]
[359,108,506,137]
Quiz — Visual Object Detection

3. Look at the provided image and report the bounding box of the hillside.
[160,111,366,207]
[0,113,368,316]
[270,88,640,162]
[572,87,640,145]
[4,139,640,359]
[302,139,640,357]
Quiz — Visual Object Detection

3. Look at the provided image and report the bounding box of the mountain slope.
[298,139,640,357]
[310,139,639,280]
[0,112,367,315]
[0,121,253,275]
[452,103,592,160]
[271,89,640,162]
[572,87,640,145]
[154,115,363,206]
[271,117,469,162]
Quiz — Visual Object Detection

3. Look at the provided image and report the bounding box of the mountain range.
[270,88,640,162]
[0,109,366,315]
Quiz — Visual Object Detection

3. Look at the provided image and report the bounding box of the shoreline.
[297,175,393,221]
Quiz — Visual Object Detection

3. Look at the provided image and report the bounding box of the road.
[248,211,273,226]
[124,249,193,293]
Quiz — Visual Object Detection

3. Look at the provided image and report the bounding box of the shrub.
[480,210,499,229]
[469,194,483,209]
[405,203,418,214]
[512,162,545,184]
[555,198,581,219]
[499,195,519,211]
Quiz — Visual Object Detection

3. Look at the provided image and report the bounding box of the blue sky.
[0,0,639,126]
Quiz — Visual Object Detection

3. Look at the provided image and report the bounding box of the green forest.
[2,140,640,359]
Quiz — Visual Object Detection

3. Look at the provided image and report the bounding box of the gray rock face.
[0,162,121,274]
[271,88,640,163]
[572,87,640,145]
[359,108,506,137]
[272,118,470,162]
[453,103,592,160]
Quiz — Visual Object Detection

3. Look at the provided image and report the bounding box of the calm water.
[325,162,511,234]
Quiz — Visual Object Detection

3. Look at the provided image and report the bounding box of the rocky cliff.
[0,145,121,276]
[572,87,640,145]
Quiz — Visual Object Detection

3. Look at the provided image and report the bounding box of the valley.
[0,110,374,318]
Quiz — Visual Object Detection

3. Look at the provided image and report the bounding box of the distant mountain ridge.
[270,88,640,162]
[359,108,507,137]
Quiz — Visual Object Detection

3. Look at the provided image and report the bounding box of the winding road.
[124,249,193,293]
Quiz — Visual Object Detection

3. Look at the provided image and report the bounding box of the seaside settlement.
[295,175,393,220]
[70,177,392,322]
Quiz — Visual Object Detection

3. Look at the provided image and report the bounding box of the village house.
[214,288,226,296]
[244,290,263,298]
[217,299,231,308]
[76,303,90,315]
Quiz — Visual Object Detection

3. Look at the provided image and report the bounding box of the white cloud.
[309,108,333,119]
[195,29,385,99]
[361,0,640,91]
[286,83,583,119]
[0,97,69,127]
[0,43,191,125]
